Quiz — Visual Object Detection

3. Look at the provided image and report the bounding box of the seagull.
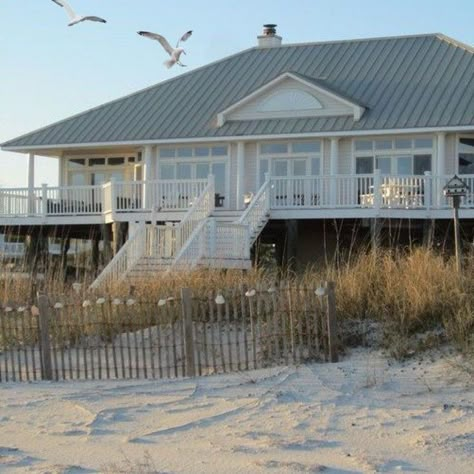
[138,30,193,68]
[51,0,107,27]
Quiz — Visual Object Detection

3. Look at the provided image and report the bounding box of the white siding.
[445,134,456,175]
[338,139,353,174]
[244,143,258,194]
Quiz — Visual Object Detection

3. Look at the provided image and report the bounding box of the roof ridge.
[433,33,474,54]
[272,32,457,49]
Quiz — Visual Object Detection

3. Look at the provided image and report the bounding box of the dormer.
[216,72,365,126]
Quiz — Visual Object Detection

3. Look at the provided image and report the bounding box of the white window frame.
[157,144,230,208]
[257,140,323,186]
[456,133,474,175]
[65,153,138,186]
[353,136,434,175]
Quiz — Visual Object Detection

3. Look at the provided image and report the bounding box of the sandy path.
[0,348,472,473]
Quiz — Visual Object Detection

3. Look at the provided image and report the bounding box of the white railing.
[90,222,147,289]
[114,179,208,212]
[173,176,215,256]
[0,188,41,216]
[239,177,271,244]
[45,185,104,215]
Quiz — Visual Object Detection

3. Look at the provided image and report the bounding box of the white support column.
[28,153,35,215]
[142,145,155,210]
[236,142,245,210]
[436,132,446,207]
[329,138,339,206]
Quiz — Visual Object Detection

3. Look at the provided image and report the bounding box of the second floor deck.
[1,172,473,226]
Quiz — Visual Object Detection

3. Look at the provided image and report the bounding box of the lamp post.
[443,175,469,274]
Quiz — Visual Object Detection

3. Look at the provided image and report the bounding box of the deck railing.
[269,173,474,210]
[239,175,271,245]
[1,174,474,220]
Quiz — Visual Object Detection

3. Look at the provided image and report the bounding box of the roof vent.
[258,24,282,48]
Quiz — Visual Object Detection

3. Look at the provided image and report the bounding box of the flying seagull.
[138,30,193,68]
[51,0,107,27]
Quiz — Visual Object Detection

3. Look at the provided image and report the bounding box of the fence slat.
[37,294,53,381]
[181,288,195,378]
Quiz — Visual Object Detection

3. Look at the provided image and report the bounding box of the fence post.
[325,281,338,363]
[37,293,53,380]
[181,288,195,377]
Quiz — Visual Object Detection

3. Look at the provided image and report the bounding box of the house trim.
[4,126,474,155]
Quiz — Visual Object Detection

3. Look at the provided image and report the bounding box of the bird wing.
[138,31,174,55]
[176,30,193,47]
[84,16,107,23]
[51,0,76,21]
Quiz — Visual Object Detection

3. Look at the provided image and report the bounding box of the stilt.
[423,219,435,249]
[284,219,298,272]
[370,218,382,253]
[101,224,113,264]
[91,233,100,276]
[112,222,127,256]
[60,236,71,280]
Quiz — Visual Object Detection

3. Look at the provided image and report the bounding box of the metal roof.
[2,33,474,150]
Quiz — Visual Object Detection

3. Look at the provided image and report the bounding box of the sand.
[0,347,472,473]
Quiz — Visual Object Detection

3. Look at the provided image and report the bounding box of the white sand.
[0,347,472,473]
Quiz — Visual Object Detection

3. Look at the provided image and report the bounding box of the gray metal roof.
[3,33,474,150]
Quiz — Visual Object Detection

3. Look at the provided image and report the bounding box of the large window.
[66,154,137,185]
[258,141,322,185]
[459,137,474,174]
[158,145,229,206]
[354,137,433,175]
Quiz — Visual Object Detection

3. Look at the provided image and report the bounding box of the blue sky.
[0,0,473,187]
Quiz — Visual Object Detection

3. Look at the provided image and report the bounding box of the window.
[259,141,322,184]
[459,138,474,175]
[160,164,175,180]
[414,155,432,175]
[69,158,86,168]
[293,142,320,153]
[375,140,392,150]
[108,157,125,166]
[355,140,373,151]
[355,137,433,175]
[89,158,106,166]
[160,148,175,158]
[375,156,391,175]
[356,157,373,174]
[158,145,229,159]
[260,143,288,154]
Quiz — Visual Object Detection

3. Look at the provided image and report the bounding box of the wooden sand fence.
[0,283,338,383]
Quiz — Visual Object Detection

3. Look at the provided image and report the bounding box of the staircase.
[90,177,271,289]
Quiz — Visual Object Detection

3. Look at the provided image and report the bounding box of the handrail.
[238,177,271,245]
[89,222,146,290]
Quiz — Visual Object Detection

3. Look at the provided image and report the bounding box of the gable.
[217,73,365,126]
